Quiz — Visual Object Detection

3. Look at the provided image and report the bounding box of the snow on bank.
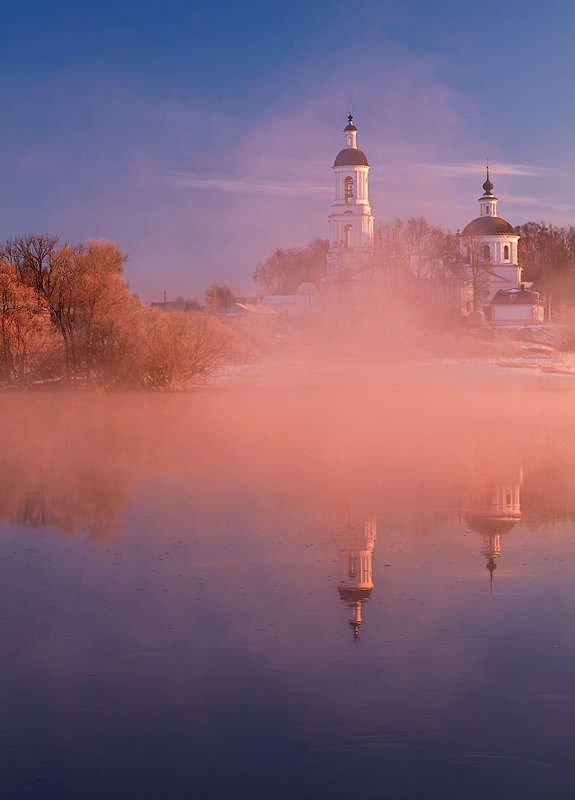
[215,355,575,394]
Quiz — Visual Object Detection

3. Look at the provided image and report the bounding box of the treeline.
[516,222,575,298]
[254,220,575,307]
[0,235,233,389]
[254,238,330,295]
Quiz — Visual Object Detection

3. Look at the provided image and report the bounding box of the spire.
[482,164,494,196]
[342,112,358,149]
[350,600,363,641]
[477,163,498,217]
[344,112,358,133]
[487,556,497,591]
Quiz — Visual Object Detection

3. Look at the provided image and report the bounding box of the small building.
[488,286,545,325]
[260,282,319,318]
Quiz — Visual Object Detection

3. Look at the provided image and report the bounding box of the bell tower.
[328,113,374,251]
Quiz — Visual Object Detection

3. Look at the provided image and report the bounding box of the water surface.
[1,364,575,799]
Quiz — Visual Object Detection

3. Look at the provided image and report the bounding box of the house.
[487,286,545,325]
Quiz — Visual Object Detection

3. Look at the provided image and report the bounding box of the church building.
[322,114,376,309]
[328,113,374,251]
[460,169,544,324]
[262,113,546,325]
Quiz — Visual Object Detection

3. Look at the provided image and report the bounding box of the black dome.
[464,513,518,536]
[338,587,373,603]
[462,216,517,236]
[334,148,369,167]
[344,112,358,133]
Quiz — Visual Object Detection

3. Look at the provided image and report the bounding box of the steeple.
[483,163,494,195]
[343,112,358,149]
[478,164,498,217]
[329,113,374,251]
[486,556,497,592]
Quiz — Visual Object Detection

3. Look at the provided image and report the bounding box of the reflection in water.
[2,376,575,798]
[335,511,376,639]
[464,450,523,587]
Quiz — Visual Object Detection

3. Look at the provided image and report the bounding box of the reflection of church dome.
[463,450,523,587]
[333,148,369,167]
[338,587,373,604]
[465,512,514,588]
[463,513,519,536]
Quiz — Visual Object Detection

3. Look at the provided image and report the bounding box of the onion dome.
[462,165,516,235]
[483,166,494,196]
[343,112,358,132]
[334,112,369,167]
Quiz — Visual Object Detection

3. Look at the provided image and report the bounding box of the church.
[320,113,377,311]
[321,114,545,325]
[327,113,374,253]
[460,168,544,324]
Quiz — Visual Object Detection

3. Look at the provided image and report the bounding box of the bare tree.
[0,260,53,383]
[0,235,237,389]
[205,284,235,313]
[72,240,130,385]
[139,309,230,390]
[1,234,60,299]
[516,221,575,302]
[463,235,492,311]
[254,238,328,295]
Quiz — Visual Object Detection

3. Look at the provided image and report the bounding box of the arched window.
[503,245,509,260]
[344,176,354,202]
[344,224,352,249]
[483,244,490,261]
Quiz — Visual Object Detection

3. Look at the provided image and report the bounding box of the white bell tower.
[328,114,374,251]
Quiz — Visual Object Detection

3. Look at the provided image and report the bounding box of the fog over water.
[2,363,575,798]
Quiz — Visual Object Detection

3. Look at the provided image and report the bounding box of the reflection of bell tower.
[464,458,523,588]
[335,512,376,640]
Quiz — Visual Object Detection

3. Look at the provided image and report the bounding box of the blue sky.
[0,0,574,299]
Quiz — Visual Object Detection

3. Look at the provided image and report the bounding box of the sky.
[0,0,574,300]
